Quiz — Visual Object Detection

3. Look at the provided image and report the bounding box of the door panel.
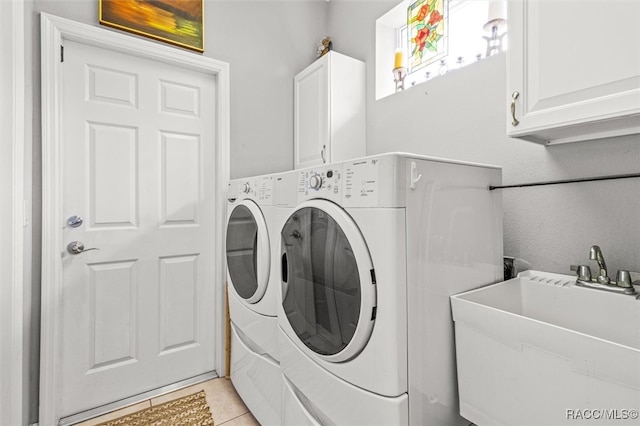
[161,132,200,225]
[87,64,138,107]
[60,39,216,418]
[88,123,138,227]
[159,254,199,353]
[160,80,200,116]
[88,260,138,371]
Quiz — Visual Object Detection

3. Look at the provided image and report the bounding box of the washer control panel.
[298,166,342,202]
[344,158,380,204]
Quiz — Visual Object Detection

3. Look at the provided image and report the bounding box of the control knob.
[309,174,323,190]
[242,182,251,194]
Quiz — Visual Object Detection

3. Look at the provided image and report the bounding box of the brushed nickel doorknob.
[67,241,100,255]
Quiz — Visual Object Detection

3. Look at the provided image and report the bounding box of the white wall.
[328,0,640,275]
[1,1,26,425]
[207,1,328,178]
[25,1,327,423]
[1,10,13,418]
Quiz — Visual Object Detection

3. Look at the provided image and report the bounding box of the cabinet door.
[507,0,640,144]
[294,55,329,169]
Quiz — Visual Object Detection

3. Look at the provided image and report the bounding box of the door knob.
[67,241,100,255]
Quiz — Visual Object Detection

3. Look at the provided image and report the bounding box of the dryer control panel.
[228,175,275,205]
[297,165,343,203]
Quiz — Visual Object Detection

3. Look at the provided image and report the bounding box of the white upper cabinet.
[294,51,366,169]
[507,0,640,144]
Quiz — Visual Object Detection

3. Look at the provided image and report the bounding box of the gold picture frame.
[99,0,204,52]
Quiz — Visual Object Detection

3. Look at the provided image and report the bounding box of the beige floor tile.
[74,400,151,426]
[201,378,253,425]
[150,378,251,425]
[219,412,260,426]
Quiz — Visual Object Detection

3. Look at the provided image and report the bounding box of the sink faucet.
[589,245,610,284]
[571,245,637,296]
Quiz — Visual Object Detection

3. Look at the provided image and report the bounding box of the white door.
[58,38,216,418]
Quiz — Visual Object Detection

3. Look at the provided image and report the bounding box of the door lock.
[67,241,100,255]
[67,215,83,228]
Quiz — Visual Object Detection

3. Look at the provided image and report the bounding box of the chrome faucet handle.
[615,270,633,288]
[614,270,638,295]
[589,245,610,284]
[570,264,592,282]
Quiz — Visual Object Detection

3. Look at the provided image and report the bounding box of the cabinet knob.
[511,91,520,126]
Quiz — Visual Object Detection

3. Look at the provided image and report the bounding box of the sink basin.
[451,270,640,426]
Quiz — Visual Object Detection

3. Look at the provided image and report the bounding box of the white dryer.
[226,174,281,425]
[276,153,503,426]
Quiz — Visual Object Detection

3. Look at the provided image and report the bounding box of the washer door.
[281,200,376,363]
[226,200,270,304]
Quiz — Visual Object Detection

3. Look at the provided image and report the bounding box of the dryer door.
[226,200,270,304]
[281,200,376,363]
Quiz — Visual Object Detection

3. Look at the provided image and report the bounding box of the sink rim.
[451,270,640,352]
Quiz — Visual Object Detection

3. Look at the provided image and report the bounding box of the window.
[376,0,507,99]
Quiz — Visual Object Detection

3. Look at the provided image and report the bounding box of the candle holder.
[393,67,407,92]
[483,22,506,57]
[483,1,507,57]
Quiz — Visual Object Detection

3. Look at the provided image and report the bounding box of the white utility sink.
[451,270,640,426]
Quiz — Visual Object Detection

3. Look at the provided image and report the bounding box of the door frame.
[40,13,230,425]
[0,1,25,425]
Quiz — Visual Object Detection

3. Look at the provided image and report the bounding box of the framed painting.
[99,0,204,52]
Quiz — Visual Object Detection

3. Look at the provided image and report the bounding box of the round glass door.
[226,200,270,304]
[281,200,376,363]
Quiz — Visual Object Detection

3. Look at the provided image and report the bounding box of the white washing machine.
[276,153,503,426]
[226,174,281,425]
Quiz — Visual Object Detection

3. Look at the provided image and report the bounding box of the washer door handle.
[410,161,422,190]
[281,253,289,298]
[282,253,288,283]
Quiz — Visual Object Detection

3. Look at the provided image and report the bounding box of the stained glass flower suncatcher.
[408,0,448,73]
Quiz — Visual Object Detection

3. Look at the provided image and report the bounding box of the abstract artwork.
[100,0,204,52]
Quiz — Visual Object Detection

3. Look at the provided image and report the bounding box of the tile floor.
[76,378,259,426]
